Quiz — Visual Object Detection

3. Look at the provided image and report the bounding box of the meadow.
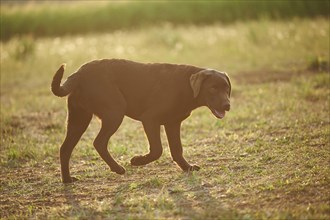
[1,2,330,220]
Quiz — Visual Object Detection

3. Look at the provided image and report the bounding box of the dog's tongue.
[212,109,226,119]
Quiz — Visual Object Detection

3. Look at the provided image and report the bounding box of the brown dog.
[51,59,231,183]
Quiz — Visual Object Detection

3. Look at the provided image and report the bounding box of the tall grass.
[1,0,329,41]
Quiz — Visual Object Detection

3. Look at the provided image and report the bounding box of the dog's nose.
[222,103,230,111]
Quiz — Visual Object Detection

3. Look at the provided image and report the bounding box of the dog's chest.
[159,107,192,124]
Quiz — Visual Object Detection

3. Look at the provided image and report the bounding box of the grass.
[1,17,330,219]
[1,0,329,41]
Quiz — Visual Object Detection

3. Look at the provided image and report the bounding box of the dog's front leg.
[164,122,200,171]
[131,121,163,166]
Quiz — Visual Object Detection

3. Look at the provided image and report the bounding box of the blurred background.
[1,0,329,41]
[1,0,328,72]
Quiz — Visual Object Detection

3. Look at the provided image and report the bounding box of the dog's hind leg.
[93,114,126,175]
[60,96,92,183]
[92,87,127,175]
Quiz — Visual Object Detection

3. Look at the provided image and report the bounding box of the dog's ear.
[190,70,212,98]
[223,72,231,97]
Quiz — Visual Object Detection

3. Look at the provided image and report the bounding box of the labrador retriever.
[51,59,231,183]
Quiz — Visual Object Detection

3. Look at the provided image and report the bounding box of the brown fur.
[51,59,231,183]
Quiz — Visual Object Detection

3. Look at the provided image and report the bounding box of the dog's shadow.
[58,171,231,218]
[168,173,231,219]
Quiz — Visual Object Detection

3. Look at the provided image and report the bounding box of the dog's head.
[190,69,231,119]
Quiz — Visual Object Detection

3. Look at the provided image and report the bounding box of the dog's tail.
[51,64,78,97]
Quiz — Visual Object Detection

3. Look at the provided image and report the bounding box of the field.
[1,2,330,220]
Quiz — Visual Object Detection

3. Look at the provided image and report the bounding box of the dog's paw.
[184,165,201,172]
[130,155,147,166]
[111,165,126,175]
[62,176,79,184]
